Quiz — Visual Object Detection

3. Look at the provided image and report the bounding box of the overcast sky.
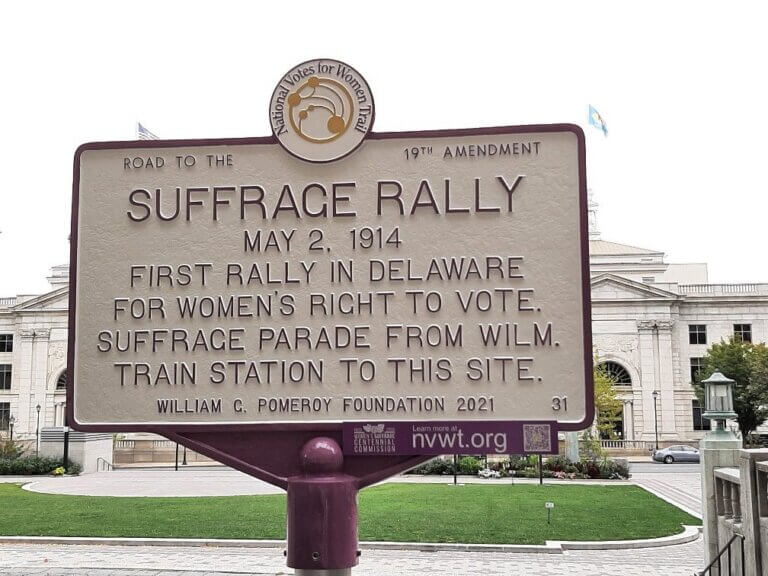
[1,1,766,295]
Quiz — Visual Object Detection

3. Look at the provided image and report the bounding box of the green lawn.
[0,483,699,545]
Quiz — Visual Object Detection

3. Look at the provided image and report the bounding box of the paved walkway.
[0,539,705,575]
[18,468,284,497]
[631,472,702,518]
[14,468,635,497]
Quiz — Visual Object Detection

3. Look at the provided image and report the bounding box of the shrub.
[599,458,629,480]
[544,455,578,474]
[0,439,24,460]
[406,457,455,475]
[513,468,554,479]
[580,430,605,459]
[553,471,577,480]
[407,456,487,475]
[585,461,601,479]
[64,460,82,475]
[506,455,527,471]
[457,456,484,475]
[0,456,81,476]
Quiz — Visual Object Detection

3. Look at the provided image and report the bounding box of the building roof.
[589,239,662,256]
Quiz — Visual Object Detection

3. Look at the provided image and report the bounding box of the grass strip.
[0,483,699,545]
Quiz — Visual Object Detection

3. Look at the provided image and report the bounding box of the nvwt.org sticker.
[343,422,557,455]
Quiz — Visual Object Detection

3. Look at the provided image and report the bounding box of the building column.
[16,329,50,438]
[637,320,677,443]
[637,322,658,443]
[622,400,635,441]
[655,322,678,439]
[15,330,35,437]
[54,402,65,427]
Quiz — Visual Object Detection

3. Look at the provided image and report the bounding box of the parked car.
[478,468,502,478]
[652,445,700,464]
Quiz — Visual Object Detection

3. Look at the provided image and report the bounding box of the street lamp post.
[652,390,660,450]
[35,404,41,456]
[699,370,740,568]
[702,371,738,433]
[62,410,70,470]
[8,415,15,442]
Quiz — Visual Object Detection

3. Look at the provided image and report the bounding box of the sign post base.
[287,437,359,571]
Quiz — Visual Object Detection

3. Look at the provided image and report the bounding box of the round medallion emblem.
[269,59,374,163]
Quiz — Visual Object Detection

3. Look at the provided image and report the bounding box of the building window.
[690,357,705,383]
[0,334,11,353]
[599,361,632,385]
[0,365,10,390]
[692,399,706,431]
[56,370,67,390]
[734,324,752,343]
[689,324,707,345]
[0,402,9,431]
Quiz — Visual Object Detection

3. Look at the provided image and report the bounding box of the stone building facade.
[589,240,768,444]
[2,228,766,445]
[0,265,70,447]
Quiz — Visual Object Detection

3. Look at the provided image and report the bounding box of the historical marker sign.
[69,61,592,456]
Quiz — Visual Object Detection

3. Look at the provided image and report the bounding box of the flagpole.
[585,104,609,239]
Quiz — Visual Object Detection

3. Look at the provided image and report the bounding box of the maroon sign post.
[68,59,592,574]
[157,429,427,571]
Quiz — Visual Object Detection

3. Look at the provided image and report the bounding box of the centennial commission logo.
[269,59,375,163]
[352,423,396,455]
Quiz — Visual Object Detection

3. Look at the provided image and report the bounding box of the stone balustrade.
[113,438,213,465]
[679,283,766,295]
[704,448,768,575]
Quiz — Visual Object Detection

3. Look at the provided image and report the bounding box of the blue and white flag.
[588,105,608,137]
[137,122,159,140]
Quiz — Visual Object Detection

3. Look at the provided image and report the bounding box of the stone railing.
[598,440,655,454]
[714,468,742,523]
[704,448,768,575]
[0,297,17,308]
[679,283,765,295]
[113,438,214,465]
[755,461,768,572]
[713,466,744,575]
[588,439,692,456]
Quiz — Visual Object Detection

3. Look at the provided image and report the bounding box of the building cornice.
[637,319,675,332]
[19,329,51,340]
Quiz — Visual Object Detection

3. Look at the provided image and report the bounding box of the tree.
[593,361,623,439]
[581,359,623,459]
[694,337,768,446]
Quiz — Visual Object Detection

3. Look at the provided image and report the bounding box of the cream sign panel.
[71,128,589,426]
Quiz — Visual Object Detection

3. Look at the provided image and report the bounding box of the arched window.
[599,361,632,386]
[56,370,67,390]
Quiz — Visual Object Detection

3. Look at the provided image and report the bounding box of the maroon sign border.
[66,123,593,436]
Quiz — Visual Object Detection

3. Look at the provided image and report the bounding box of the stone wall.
[39,427,113,473]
